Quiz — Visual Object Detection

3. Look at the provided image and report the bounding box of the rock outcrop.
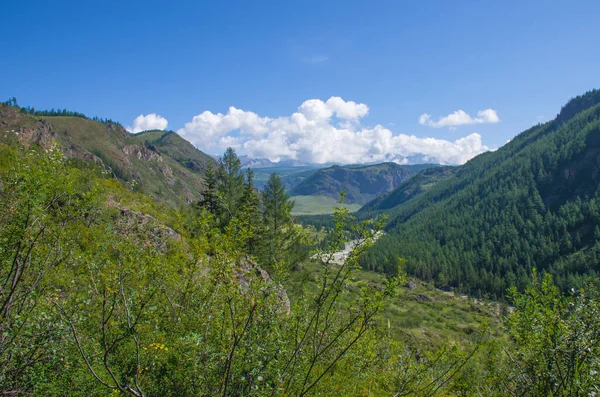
[236,256,291,315]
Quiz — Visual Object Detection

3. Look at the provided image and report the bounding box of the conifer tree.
[217,147,244,226]
[260,173,299,269]
[240,168,263,254]
[198,162,221,219]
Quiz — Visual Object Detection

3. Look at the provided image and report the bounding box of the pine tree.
[260,173,299,269]
[217,147,245,226]
[198,162,221,219]
[240,168,263,254]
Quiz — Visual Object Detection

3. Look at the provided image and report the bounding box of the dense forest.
[359,89,600,298]
[1,98,600,395]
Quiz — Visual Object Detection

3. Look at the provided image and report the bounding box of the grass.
[290,195,362,215]
[286,259,505,348]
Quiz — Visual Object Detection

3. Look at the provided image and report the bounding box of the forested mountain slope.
[290,162,437,204]
[360,89,600,298]
[0,104,214,206]
[360,165,457,212]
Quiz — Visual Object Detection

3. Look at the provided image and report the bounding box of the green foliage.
[502,272,600,395]
[360,90,600,298]
[0,144,490,395]
[217,147,246,226]
[260,173,295,267]
[466,272,600,396]
[199,162,221,217]
[197,149,309,273]
[360,165,456,212]
[0,144,100,392]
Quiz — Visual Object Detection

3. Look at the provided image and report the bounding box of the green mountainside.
[290,162,438,204]
[360,165,457,212]
[359,89,600,298]
[0,105,214,206]
[131,129,214,174]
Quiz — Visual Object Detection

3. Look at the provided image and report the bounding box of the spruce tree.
[217,147,245,226]
[240,168,263,254]
[198,162,221,219]
[261,173,296,268]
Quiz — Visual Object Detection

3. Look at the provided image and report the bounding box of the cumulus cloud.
[419,108,499,128]
[127,113,169,133]
[177,97,491,165]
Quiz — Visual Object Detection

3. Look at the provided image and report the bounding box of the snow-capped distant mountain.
[209,153,442,169]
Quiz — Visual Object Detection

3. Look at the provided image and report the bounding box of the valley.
[2,90,600,395]
[3,2,600,393]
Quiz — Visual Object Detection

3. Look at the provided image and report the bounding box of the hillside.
[360,165,457,212]
[290,162,437,205]
[359,89,600,298]
[131,129,214,174]
[0,105,214,206]
[252,165,320,191]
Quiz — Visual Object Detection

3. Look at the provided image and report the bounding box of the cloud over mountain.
[177,97,492,165]
[419,109,499,128]
[127,113,168,133]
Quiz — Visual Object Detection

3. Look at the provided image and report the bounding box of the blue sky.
[2,0,599,164]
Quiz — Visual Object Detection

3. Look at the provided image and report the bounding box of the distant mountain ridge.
[290,162,438,204]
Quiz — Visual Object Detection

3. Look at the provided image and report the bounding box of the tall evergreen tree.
[260,173,299,269]
[217,147,245,226]
[198,162,221,219]
[240,168,263,254]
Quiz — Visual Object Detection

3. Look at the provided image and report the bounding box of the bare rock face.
[122,144,163,162]
[0,107,54,149]
[413,293,434,302]
[115,207,181,251]
[106,122,129,138]
[236,256,291,315]
[159,163,175,183]
[404,279,418,290]
[17,121,54,149]
[122,144,175,184]
[64,145,104,164]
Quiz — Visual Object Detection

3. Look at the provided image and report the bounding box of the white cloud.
[419,108,499,128]
[325,97,369,120]
[127,113,168,133]
[177,97,492,165]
